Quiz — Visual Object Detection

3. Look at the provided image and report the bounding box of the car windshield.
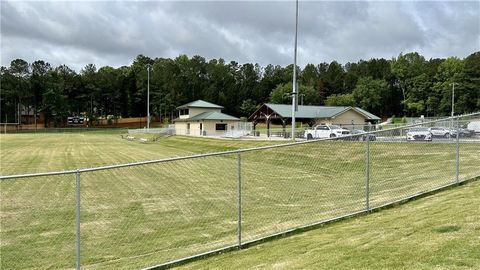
[410,128,428,132]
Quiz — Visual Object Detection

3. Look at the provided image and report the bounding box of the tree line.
[1,51,479,126]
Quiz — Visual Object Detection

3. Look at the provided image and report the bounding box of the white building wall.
[174,120,240,137]
[174,122,187,135]
[202,120,238,136]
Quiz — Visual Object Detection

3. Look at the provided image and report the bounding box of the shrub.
[391,115,396,123]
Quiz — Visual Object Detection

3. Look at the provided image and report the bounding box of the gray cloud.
[1,1,479,71]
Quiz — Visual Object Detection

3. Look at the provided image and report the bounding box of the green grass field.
[177,180,480,270]
[0,132,280,175]
[0,132,479,269]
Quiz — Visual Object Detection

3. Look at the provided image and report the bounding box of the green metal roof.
[176,100,224,109]
[175,111,239,122]
[263,103,380,120]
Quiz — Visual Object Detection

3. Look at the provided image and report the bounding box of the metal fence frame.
[1,113,479,270]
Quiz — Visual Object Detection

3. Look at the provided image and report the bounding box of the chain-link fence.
[1,113,479,269]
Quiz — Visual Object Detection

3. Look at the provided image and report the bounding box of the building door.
[200,123,203,136]
[186,123,190,135]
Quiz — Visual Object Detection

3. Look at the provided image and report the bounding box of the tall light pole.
[291,0,299,141]
[450,82,458,117]
[146,64,152,131]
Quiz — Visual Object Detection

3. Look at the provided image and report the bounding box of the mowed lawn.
[0,132,281,175]
[177,180,480,270]
[0,132,479,269]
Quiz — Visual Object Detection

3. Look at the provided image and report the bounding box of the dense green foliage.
[1,52,479,125]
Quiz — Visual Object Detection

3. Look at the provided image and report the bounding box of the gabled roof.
[176,100,224,109]
[251,103,380,120]
[345,107,380,120]
[174,111,239,122]
[263,104,344,118]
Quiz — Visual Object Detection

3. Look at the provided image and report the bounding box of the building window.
[179,109,189,116]
[216,123,227,131]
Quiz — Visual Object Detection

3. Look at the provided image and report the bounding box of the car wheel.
[307,134,313,140]
[330,133,336,138]
[444,133,450,138]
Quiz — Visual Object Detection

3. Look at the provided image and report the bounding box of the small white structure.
[173,100,240,136]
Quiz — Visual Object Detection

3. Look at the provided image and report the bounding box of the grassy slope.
[178,180,480,270]
[0,133,479,269]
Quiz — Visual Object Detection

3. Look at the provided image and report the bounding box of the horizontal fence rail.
[1,113,479,270]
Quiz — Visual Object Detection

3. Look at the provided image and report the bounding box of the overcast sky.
[1,1,479,71]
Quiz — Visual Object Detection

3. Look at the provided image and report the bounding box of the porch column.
[281,118,286,138]
[267,118,270,137]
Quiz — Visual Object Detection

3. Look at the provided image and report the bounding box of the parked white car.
[428,127,450,138]
[467,121,480,134]
[305,125,350,140]
[406,127,432,141]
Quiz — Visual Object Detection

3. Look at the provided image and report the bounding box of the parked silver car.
[428,127,450,138]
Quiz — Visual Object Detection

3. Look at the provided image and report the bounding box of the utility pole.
[146,64,152,131]
[291,0,299,141]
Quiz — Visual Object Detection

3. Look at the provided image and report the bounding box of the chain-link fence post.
[365,135,370,211]
[456,117,460,184]
[236,152,242,249]
[75,170,81,270]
